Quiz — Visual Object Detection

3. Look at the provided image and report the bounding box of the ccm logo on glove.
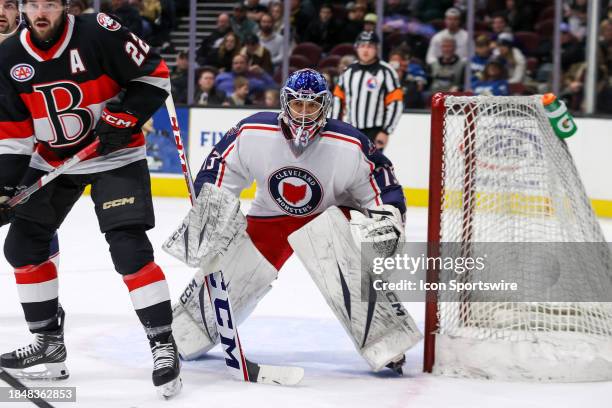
[95,104,140,155]
[101,109,138,128]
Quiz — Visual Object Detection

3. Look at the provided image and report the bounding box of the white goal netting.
[430,95,612,381]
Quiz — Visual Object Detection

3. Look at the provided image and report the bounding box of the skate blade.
[156,376,182,400]
[4,362,69,381]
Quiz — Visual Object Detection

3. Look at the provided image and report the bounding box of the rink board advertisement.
[145,106,189,175]
[149,107,612,217]
[186,107,235,174]
[187,108,274,174]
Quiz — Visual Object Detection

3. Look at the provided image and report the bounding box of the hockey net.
[423,94,612,381]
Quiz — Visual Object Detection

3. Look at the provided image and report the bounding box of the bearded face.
[0,0,19,36]
[23,0,65,41]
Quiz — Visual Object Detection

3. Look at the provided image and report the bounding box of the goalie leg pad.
[288,206,423,372]
[172,234,278,360]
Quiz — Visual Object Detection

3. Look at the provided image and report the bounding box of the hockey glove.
[95,104,139,156]
[0,186,16,227]
[349,205,405,259]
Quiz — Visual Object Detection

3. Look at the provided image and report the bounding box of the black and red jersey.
[0,13,170,185]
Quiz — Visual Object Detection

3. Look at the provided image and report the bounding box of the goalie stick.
[165,97,304,386]
[0,368,55,408]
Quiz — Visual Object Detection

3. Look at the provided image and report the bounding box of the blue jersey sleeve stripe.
[241,111,280,126]
[322,119,406,213]
[194,147,222,197]
[380,186,406,213]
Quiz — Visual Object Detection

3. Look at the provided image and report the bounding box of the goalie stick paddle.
[7,140,100,208]
[245,359,304,386]
[0,368,55,408]
[165,97,304,386]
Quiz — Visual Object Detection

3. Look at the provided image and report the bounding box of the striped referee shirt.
[331,59,404,135]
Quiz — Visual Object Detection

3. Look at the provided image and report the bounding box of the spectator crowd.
[62,0,612,113]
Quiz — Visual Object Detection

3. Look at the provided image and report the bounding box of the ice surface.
[0,197,610,407]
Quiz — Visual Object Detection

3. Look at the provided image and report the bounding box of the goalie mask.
[280,69,332,156]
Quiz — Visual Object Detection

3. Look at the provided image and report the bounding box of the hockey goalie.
[164,69,422,375]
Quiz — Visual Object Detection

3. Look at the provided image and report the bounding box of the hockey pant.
[4,161,172,338]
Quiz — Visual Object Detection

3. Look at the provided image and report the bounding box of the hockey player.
[0,0,19,40]
[0,0,19,41]
[0,0,181,398]
[0,0,62,313]
[0,0,22,219]
[166,69,422,375]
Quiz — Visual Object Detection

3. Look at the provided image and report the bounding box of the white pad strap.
[288,206,422,371]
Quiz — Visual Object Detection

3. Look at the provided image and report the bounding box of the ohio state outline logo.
[11,64,35,82]
[268,167,323,216]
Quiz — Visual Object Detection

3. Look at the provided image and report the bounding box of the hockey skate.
[0,307,69,380]
[150,333,182,399]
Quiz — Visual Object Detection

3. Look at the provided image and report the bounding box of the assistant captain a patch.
[268,167,323,216]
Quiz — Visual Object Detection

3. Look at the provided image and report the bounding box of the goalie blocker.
[165,184,421,372]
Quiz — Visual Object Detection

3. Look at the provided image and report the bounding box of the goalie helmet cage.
[423,93,612,382]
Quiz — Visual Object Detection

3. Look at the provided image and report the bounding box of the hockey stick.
[164,97,304,386]
[7,140,100,208]
[0,368,55,408]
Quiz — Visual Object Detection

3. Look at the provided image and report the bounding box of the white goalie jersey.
[193,111,406,218]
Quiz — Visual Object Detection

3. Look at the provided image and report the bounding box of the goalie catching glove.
[95,103,139,155]
[349,205,405,258]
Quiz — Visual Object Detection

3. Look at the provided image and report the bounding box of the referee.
[331,31,404,150]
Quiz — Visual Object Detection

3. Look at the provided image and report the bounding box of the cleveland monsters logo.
[268,167,323,216]
[458,125,544,172]
[33,81,94,148]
